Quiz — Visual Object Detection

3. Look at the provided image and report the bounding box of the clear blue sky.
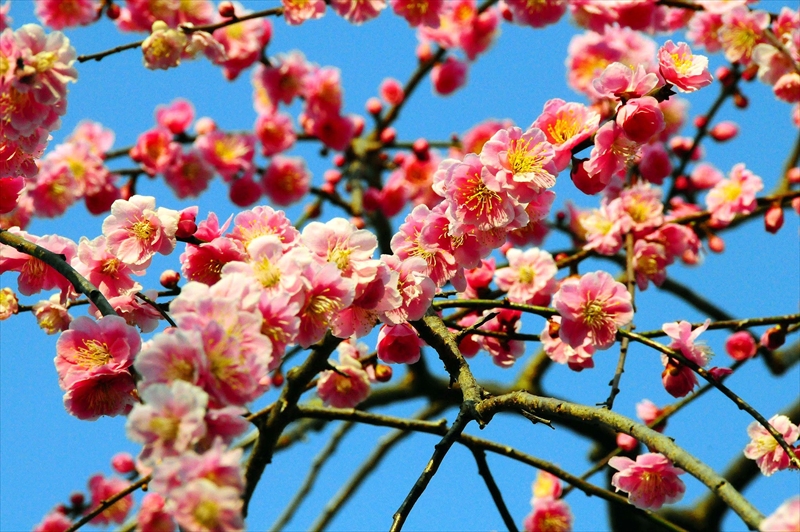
[1,2,798,531]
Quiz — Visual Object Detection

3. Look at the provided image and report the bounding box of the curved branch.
[65,475,150,532]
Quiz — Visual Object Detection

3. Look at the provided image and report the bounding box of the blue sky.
[1,2,798,531]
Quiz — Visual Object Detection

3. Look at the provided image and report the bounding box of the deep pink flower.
[495,248,557,304]
[32,295,72,334]
[431,56,468,95]
[194,131,256,181]
[379,77,404,104]
[638,143,672,184]
[135,328,207,389]
[585,122,639,187]
[480,127,557,202]
[180,236,247,286]
[330,0,386,24]
[725,331,757,361]
[523,497,573,532]
[658,40,713,93]
[137,493,175,532]
[0,230,77,301]
[706,163,763,226]
[296,262,356,347]
[593,63,660,101]
[55,314,140,383]
[317,351,371,408]
[86,474,133,526]
[661,358,697,398]
[262,155,310,206]
[252,51,311,111]
[213,11,271,80]
[102,195,180,265]
[759,496,800,532]
[540,316,595,372]
[0,176,25,213]
[156,98,195,134]
[380,255,436,324]
[506,0,565,28]
[391,204,458,288]
[609,453,686,510]
[111,452,136,474]
[74,235,145,298]
[744,415,799,476]
[283,0,326,25]
[170,478,243,532]
[377,323,423,364]
[254,110,295,156]
[479,308,525,367]
[63,367,137,420]
[633,241,669,291]
[616,96,665,144]
[33,510,72,532]
[164,149,215,199]
[532,98,599,172]
[391,0,443,27]
[663,319,712,366]
[553,271,633,350]
[130,127,180,176]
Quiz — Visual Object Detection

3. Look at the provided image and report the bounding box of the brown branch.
[470,448,519,532]
[65,475,150,532]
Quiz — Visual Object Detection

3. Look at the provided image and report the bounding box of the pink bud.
[693,115,707,128]
[351,115,365,137]
[621,98,668,143]
[774,72,800,104]
[733,92,748,109]
[271,371,284,387]
[106,3,120,19]
[431,57,468,96]
[333,154,346,167]
[500,3,513,21]
[708,235,724,253]
[709,121,738,141]
[159,269,181,289]
[111,452,136,474]
[379,77,405,105]
[229,176,262,207]
[350,216,365,229]
[69,492,85,508]
[366,97,382,115]
[416,41,433,62]
[219,1,236,17]
[764,204,784,234]
[194,117,217,135]
[760,326,786,350]
[570,158,608,195]
[787,167,800,184]
[324,169,342,184]
[616,433,638,451]
[741,63,759,82]
[379,127,397,144]
[716,66,733,86]
[725,331,757,361]
[708,366,733,381]
[175,209,197,238]
[412,138,430,161]
[374,364,393,382]
[320,182,335,194]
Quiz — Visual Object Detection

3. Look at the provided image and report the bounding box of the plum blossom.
[661,358,698,398]
[134,328,207,390]
[743,414,799,476]
[317,350,371,408]
[494,248,557,304]
[479,308,525,367]
[102,195,180,265]
[718,7,769,65]
[616,96,665,144]
[380,255,435,324]
[0,287,18,320]
[296,262,356,347]
[137,493,175,532]
[658,41,713,93]
[663,319,712,367]
[609,453,686,510]
[0,230,77,302]
[32,294,72,334]
[506,0,566,29]
[523,496,573,532]
[593,63,660,101]
[706,164,763,226]
[142,21,188,70]
[552,271,633,350]
[283,0,326,25]
[262,155,310,206]
[532,99,599,172]
[74,235,146,297]
[541,316,595,372]
[759,496,800,532]
[33,510,72,532]
[170,479,243,532]
[391,0,444,28]
[725,331,757,361]
[86,474,133,526]
[331,0,386,24]
[377,323,423,364]
[481,127,557,203]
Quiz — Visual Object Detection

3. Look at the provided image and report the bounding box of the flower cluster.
[609,452,686,510]
[0,24,77,180]
[523,470,573,532]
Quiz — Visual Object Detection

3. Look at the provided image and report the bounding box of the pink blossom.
[27,161,78,218]
[317,351,371,407]
[391,0,444,27]
[690,162,723,190]
[119,0,213,31]
[479,308,525,367]
[35,0,98,29]
[636,399,666,431]
[658,40,713,93]
[744,415,799,476]
[66,120,115,154]
[164,149,215,199]
[63,367,137,420]
[609,453,686,510]
[431,56,468,95]
[638,142,672,184]
[616,96,665,144]
[302,110,356,152]
[661,358,697,398]
[725,331,757,361]
[296,262,356,347]
[380,255,436,324]
[33,294,72,334]
[523,497,573,532]
[0,229,77,301]
[663,319,712,366]
[0,176,25,213]
[130,127,180,176]
[87,474,133,526]
[135,328,207,389]
[459,258,496,300]
[283,0,326,25]
[102,195,180,265]
[553,271,633,350]
[687,11,724,52]
[257,292,300,358]
[45,139,112,197]
[532,470,562,499]
[506,0,565,28]
[461,119,514,155]
[585,122,639,187]
[111,452,136,474]
[180,236,247,285]
[330,262,400,338]
[254,110,295,156]
[126,380,209,465]
[377,323,424,364]
[633,241,668,290]
[0,287,18,320]
[759,496,800,532]
[142,21,188,70]
[391,204,457,288]
[74,235,145,297]
[137,493,175,532]
[532,99,599,172]
[706,163,763,226]
[213,9,271,80]
[194,130,256,181]
[13,24,78,106]
[495,248,557,304]
[252,51,311,112]
[302,217,380,285]
[541,316,595,371]
[223,235,307,298]
[379,77,404,104]
[331,0,386,24]
[480,127,557,202]
[719,7,769,65]
[229,205,300,251]
[33,510,72,532]
[580,199,626,255]
[156,98,194,134]
[262,155,310,206]
[774,72,800,104]
[593,63,660,101]
[170,478,244,532]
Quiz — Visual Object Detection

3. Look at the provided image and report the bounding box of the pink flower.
[725,331,757,361]
[27,161,78,218]
[431,56,468,95]
[743,414,799,476]
[616,96,665,144]
[663,319,712,366]
[257,292,301,358]
[330,0,386,24]
[495,247,557,304]
[33,511,72,532]
[541,316,596,372]
[86,474,133,525]
[479,308,525,367]
[301,217,380,286]
[317,351,371,407]
[658,40,713,93]
[170,479,244,532]
[194,131,256,181]
[13,24,78,106]
[532,470,562,499]
[137,493,175,532]
[32,295,72,334]
[706,163,763,226]
[391,0,444,27]
[74,235,145,297]
[142,21,188,70]
[252,51,311,111]
[633,241,669,290]
[505,0,566,28]
[102,195,180,265]
[719,7,769,65]
[759,496,800,532]
[0,230,77,301]
[609,453,686,510]
[156,98,195,134]
[377,323,423,364]
[593,63,660,100]
[164,149,215,199]
[391,204,458,288]
[229,205,300,251]
[111,452,136,474]
[531,98,599,172]
[135,328,207,389]
[379,77,404,104]
[254,111,295,156]
[283,0,326,25]
[585,122,639,187]
[126,380,209,465]
[553,271,633,350]
[213,9,271,81]
[296,262,356,347]
[481,127,557,202]
[0,287,18,320]
[0,176,25,213]
[690,162,723,190]
[661,358,697,398]
[380,255,436,324]
[262,155,310,206]
[523,497,573,532]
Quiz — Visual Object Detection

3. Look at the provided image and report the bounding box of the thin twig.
[470,448,519,532]
[134,291,176,327]
[66,476,151,532]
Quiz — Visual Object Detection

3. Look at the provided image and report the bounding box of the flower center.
[75,339,112,368]
[518,265,535,285]
[328,247,351,271]
[254,258,281,288]
[193,500,220,529]
[131,220,155,241]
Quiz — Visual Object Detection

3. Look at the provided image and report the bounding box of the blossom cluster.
[0,24,77,182]
[523,470,573,532]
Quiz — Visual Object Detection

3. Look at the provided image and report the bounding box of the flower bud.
[374,364,393,382]
[350,216,365,229]
[431,57,468,95]
[616,433,637,451]
[159,270,181,289]
[725,331,757,361]
[764,203,784,234]
[709,121,738,141]
[333,154,346,167]
[693,115,707,128]
[111,452,136,474]
[219,1,236,17]
[379,77,404,105]
[708,234,724,253]
[271,371,284,387]
[412,138,430,161]
[760,326,786,350]
[69,492,85,508]
[106,3,120,19]
[366,97,382,115]
[787,167,800,184]
[733,92,748,108]
[379,127,397,144]
[741,63,759,82]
